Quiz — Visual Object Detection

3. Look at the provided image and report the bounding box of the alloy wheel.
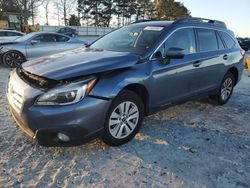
[221,77,233,101]
[5,52,23,67]
[108,101,139,139]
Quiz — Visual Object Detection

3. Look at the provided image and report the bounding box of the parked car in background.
[7,17,244,147]
[239,39,250,51]
[0,30,24,41]
[56,27,78,37]
[0,32,86,67]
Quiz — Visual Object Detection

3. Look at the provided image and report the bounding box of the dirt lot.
[0,65,249,188]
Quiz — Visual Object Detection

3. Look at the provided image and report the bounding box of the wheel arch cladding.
[123,84,149,115]
[228,67,238,85]
[4,50,26,61]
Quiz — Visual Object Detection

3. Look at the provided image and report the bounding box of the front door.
[149,28,204,108]
[26,34,61,60]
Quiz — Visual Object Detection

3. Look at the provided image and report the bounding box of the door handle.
[193,61,202,67]
[223,54,228,60]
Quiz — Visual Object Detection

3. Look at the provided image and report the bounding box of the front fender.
[0,44,26,57]
[90,63,150,99]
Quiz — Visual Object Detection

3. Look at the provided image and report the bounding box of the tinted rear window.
[197,28,218,52]
[219,32,236,49]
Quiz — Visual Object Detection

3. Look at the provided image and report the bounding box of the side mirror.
[165,47,185,59]
[162,47,185,64]
[85,43,90,47]
[30,40,39,45]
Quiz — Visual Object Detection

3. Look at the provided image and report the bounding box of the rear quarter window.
[196,28,218,52]
[216,32,225,49]
[219,32,236,49]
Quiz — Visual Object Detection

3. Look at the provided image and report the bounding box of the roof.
[131,21,174,27]
[131,17,227,29]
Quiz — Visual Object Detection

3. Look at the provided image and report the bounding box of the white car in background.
[0,30,24,41]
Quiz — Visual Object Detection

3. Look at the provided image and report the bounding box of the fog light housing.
[57,133,70,142]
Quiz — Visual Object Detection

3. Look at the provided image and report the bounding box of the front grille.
[17,68,59,90]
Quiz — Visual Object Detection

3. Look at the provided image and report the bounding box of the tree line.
[0,0,190,27]
[77,0,190,27]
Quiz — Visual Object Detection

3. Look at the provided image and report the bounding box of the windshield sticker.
[144,26,164,31]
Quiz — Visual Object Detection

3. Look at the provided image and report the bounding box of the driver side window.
[165,28,196,55]
[153,28,196,59]
[33,34,57,43]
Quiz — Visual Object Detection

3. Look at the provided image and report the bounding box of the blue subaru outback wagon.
[7,17,245,146]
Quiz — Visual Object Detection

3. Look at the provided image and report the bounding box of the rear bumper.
[7,70,112,147]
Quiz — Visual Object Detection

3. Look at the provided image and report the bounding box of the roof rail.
[173,17,227,28]
[132,19,152,24]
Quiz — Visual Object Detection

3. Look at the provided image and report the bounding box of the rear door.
[194,28,227,92]
[54,34,81,51]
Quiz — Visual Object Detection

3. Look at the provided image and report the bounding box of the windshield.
[15,33,37,42]
[91,25,165,55]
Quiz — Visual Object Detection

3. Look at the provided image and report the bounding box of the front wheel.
[213,72,235,105]
[2,51,25,68]
[102,90,144,146]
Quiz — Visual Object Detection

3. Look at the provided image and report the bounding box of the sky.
[179,0,250,37]
[37,0,250,38]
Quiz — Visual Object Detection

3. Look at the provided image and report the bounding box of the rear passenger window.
[219,32,236,49]
[197,29,218,52]
[56,35,69,42]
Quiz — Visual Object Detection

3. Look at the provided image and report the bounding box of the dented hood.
[22,47,140,80]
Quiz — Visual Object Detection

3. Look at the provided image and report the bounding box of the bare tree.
[43,0,50,25]
[11,0,44,24]
[54,0,77,26]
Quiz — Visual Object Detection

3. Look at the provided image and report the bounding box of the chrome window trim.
[149,26,235,61]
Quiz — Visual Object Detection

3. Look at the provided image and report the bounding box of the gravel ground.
[0,65,249,188]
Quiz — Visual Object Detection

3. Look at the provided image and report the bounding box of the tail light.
[240,50,245,57]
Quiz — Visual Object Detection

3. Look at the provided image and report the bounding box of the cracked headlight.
[35,76,97,106]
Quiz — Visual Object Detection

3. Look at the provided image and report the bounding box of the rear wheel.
[212,72,235,105]
[102,90,144,146]
[3,51,25,68]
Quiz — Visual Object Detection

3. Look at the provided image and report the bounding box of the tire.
[102,90,144,146]
[213,72,235,105]
[2,51,25,68]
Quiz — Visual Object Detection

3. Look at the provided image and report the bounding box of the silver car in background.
[0,30,24,41]
[0,32,86,67]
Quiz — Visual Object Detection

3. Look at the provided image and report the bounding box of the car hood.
[22,47,141,80]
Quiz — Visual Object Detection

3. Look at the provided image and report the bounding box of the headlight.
[35,76,97,106]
